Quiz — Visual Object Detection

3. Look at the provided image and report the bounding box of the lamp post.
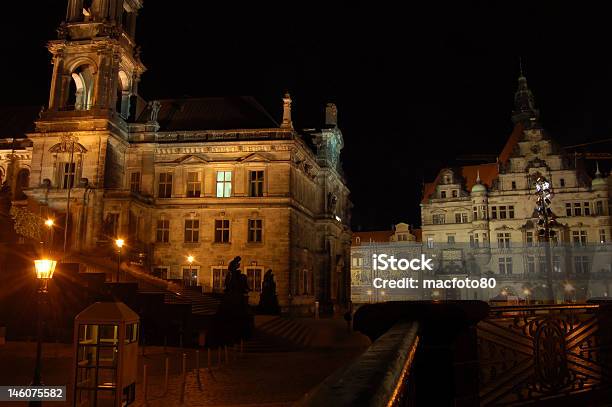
[115,238,124,282]
[31,259,57,406]
[187,255,194,287]
[44,219,54,256]
[535,176,556,303]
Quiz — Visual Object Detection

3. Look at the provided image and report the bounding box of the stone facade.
[1,0,352,313]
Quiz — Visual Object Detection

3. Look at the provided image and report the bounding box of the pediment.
[239,153,271,163]
[494,224,514,231]
[175,154,209,164]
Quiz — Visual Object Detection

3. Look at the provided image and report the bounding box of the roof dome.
[592,163,607,189]
[471,183,487,194]
[471,169,487,194]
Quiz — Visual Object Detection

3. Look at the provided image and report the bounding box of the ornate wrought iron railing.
[477,303,612,405]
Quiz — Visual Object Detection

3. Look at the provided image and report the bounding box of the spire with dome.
[471,169,487,194]
[592,161,607,190]
[511,60,540,127]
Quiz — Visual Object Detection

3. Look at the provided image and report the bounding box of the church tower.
[26,0,146,252]
[47,0,145,117]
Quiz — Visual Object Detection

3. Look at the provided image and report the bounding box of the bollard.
[207,347,211,370]
[196,350,202,390]
[163,335,167,354]
[315,300,320,320]
[224,345,229,364]
[180,353,186,404]
[143,364,148,403]
[164,357,169,396]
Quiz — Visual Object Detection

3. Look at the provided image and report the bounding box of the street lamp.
[535,176,557,303]
[31,259,57,404]
[187,255,194,287]
[44,219,54,255]
[115,238,124,282]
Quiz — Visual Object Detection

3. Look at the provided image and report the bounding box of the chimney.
[281,92,293,129]
[325,103,338,127]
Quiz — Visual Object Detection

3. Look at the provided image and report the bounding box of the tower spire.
[596,161,602,177]
[476,169,481,184]
[511,61,540,128]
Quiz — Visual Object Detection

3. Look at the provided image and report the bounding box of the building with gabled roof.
[420,73,611,301]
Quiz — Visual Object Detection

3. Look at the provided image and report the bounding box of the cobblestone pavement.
[0,318,370,406]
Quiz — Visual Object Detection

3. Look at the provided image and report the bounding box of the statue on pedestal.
[215,256,253,344]
[257,269,280,315]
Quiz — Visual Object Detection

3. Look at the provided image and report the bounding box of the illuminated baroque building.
[419,74,612,301]
[0,0,352,313]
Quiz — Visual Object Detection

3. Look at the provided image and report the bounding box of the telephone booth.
[73,302,139,407]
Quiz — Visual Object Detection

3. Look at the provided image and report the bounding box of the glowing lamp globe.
[34,259,57,280]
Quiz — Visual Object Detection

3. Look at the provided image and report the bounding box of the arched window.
[67,65,95,110]
[15,168,30,199]
[116,70,131,119]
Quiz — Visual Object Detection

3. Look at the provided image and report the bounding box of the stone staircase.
[175,287,222,316]
[65,252,221,316]
[243,315,314,352]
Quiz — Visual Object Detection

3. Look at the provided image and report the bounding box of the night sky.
[1,1,611,230]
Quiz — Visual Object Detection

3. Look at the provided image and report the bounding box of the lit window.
[216,171,232,197]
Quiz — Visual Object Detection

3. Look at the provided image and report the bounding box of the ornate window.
[49,137,87,189]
